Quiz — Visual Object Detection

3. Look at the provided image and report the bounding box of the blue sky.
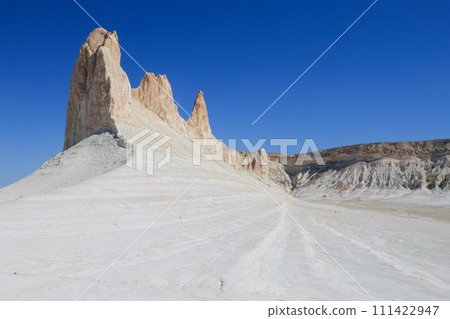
[0,0,449,187]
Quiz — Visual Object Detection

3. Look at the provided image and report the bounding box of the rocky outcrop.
[65,28,215,148]
[238,149,291,187]
[185,91,249,172]
[251,149,269,175]
[64,28,132,150]
[63,28,273,178]
[268,160,292,189]
[187,91,212,139]
[270,139,450,194]
[294,156,450,192]
[239,149,271,176]
[131,73,186,134]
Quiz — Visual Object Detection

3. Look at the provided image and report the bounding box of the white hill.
[1,125,449,300]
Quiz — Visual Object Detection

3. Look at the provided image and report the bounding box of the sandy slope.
[1,146,449,300]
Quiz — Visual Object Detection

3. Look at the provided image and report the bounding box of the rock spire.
[64,28,131,150]
[187,91,212,139]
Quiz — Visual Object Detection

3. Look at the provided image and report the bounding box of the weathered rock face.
[254,149,269,175]
[293,156,450,192]
[269,139,450,194]
[268,160,292,189]
[240,149,269,175]
[64,28,132,150]
[237,148,292,188]
[187,91,212,139]
[131,73,185,134]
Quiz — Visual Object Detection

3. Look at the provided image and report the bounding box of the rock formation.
[63,27,450,193]
[64,28,270,178]
[64,28,132,150]
[131,72,186,134]
[63,28,450,191]
[187,91,212,139]
[269,139,450,194]
[240,149,269,174]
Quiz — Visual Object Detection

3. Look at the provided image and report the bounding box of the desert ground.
[1,128,448,300]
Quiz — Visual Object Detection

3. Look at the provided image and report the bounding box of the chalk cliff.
[268,140,450,194]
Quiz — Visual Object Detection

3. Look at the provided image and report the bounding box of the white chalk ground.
[0,108,449,300]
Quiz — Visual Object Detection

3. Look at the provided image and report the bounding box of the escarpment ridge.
[64,28,449,195]
[268,139,450,193]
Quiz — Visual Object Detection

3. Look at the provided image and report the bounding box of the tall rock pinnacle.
[64,28,131,150]
[187,91,212,138]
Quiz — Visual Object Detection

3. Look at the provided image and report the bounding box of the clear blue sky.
[0,0,449,187]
